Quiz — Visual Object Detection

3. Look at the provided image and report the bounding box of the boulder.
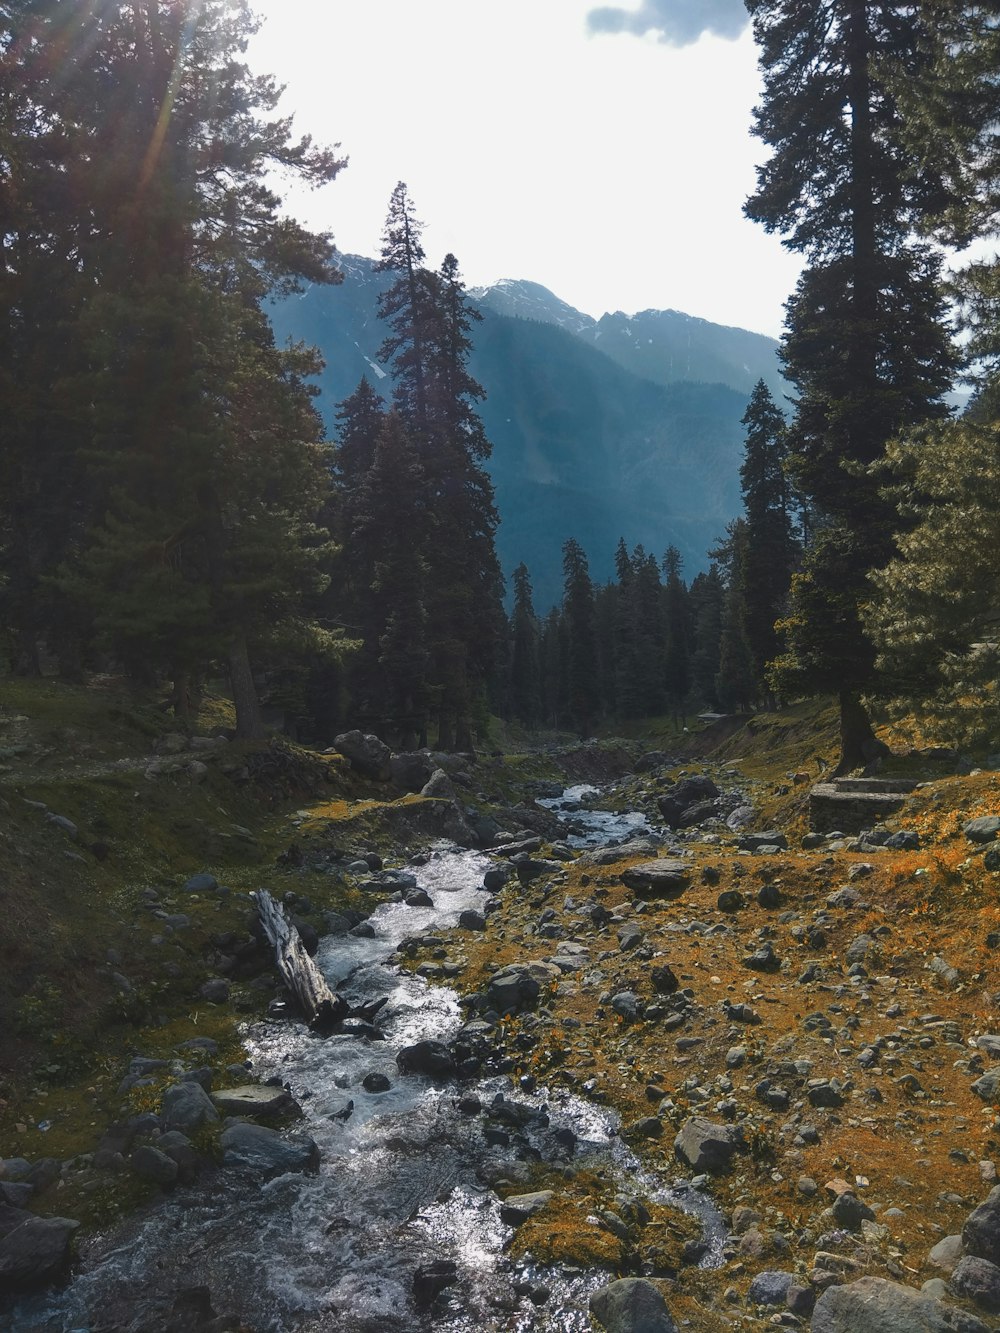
[620,859,689,899]
[0,1212,79,1290]
[590,1277,678,1333]
[485,964,542,1014]
[211,1085,299,1119]
[674,1116,746,1174]
[395,1040,456,1078]
[420,768,458,800]
[161,1081,219,1133]
[130,1145,179,1188]
[657,775,719,828]
[811,1276,989,1332]
[333,730,392,782]
[965,816,1000,845]
[390,751,433,792]
[748,1271,796,1307]
[964,1186,1000,1265]
[951,1256,1000,1313]
[219,1123,319,1176]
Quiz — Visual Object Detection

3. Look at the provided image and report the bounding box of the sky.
[247,0,804,339]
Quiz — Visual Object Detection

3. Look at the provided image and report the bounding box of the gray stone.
[499,1190,554,1226]
[620,859,689,899]
[183,872,218,893]
[395,1040,456,1078]
[211,1085,298,1118]
[964,1187,1000,1266]
[674,1116,746,1174]
[971,1069,1000,1103]
[965,817,1000,845]
[333,730,392,781]
[389,751,433,792]
[811,1276,989,1332]
[951,1256,1000,1313]
[0,1213,80,1289]
[485,965,542,1014]
[737,830,789,851]
[130,1145,179,1187]
[590,1277,678,1333]
[161,1081,219,1133]
[611,991,641,1021]
[928,1234,964,1273]
[45,813,78,840]
[198,977,230,1004]
[219,1123,319,1176]
[748,1270,795,1307]
[458,909,486,931]
[420,768,457,800]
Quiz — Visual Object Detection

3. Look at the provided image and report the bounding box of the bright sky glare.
[247,0,804,338]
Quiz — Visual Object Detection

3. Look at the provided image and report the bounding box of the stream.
[9,787,725,1332]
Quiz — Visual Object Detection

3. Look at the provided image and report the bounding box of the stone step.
[809,782,914,835]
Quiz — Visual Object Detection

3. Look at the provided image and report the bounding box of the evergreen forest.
[4,0,1000,771]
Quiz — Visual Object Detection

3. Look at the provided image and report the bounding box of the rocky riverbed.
[3,736,1000,1332]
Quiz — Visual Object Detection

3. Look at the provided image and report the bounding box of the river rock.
[811,1277,990,1332]
[413,1258,458,1305]
[499,1190,554,1226]
[963,1186,1000,1265]
[130,1145,179,1188]
[219,1123,319,1176]
[589,1277,678,1332]
[0,1211,80,1290]
[674,1116,746,1174]
[211,1085,299,1118]
[620,860,689,898]
[396,1040,456,1078]
[333,730,392,781]
[458,908,486,931]
[161,1081,219,1132]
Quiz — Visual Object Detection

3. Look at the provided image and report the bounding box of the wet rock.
[413,1259,458,1306]
[458,909,486,931]
[404,888,434,908]
[362,1072,391,1093]
[396,1040,456,1078]
[333,730,392,781]
[220,1123,319,1176]
[620,859,689,898]
[0,1211,80,1290]
[162,1081,219,1133]
[590,1276,678,1333]
[951,1256,1000,1313]
[499,1190,554,1226]
[483,865,512,892]
[211,1086,299,1119]
[811,1275,989,1332]
[674,1116,746,1174]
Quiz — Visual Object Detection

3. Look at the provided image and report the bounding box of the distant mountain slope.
[269,256,758,607]
[471,277,787,400]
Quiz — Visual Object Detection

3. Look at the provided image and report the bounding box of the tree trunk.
[834,690,885,776]
[228,634,264,739]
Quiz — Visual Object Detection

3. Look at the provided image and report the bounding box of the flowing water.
[8,791,724,1332]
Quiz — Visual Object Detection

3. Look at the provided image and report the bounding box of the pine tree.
[688,565,726,711]
[561,539,601,737]
[662,546,691,724]
[509,562,543,728]
[745,0,959,771]
[738,380,798,699]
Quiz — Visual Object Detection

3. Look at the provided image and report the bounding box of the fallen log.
[251,890,389,1036]
[252,889,349,1034]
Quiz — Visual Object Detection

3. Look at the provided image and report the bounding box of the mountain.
[471,277,787,401]
[269,256,778,607]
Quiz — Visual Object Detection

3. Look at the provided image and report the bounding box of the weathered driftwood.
[252,889,387,1036]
